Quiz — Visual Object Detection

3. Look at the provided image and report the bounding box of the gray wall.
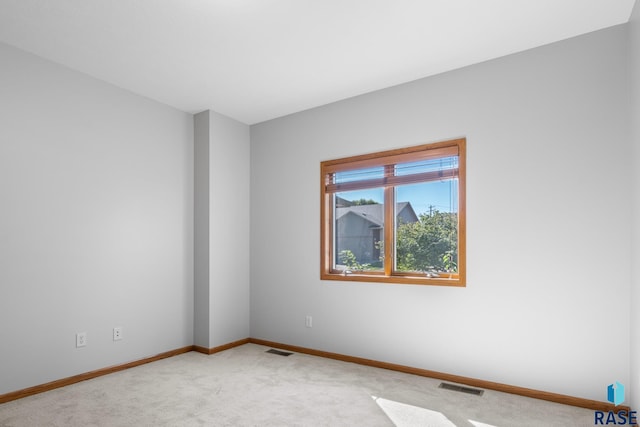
[0,42,194,394]
[194,111,211,348]
[250,25,631,401]
[630,0,640,412]
[1,7,637,406]
[193,110,251,348]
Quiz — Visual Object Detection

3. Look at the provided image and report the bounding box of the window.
[320,138,466,286]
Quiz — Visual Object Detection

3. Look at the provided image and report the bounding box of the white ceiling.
[0,0,635,124]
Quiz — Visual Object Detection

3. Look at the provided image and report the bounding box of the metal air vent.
[438,382,484,396]
[266,349,293,356]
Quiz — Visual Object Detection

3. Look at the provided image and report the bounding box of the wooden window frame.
[320,137,466,287]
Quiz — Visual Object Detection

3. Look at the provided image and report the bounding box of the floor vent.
[266,349,293,357]
[438,382,484,396]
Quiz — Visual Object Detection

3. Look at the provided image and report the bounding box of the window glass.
[335,167,384,184]
[334,189,384,271]
[395,180,458,275]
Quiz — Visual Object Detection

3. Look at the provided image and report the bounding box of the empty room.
[1,1,639,426]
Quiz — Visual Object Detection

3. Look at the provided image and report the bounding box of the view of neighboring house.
[335,200,418,265]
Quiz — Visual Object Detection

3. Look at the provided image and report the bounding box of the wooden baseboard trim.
[0,345,194,405]
[2,338,631,415]
[248,338,629,413]
[193,338,250,355]
[1,338,252,405]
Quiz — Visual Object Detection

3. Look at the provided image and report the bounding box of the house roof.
[336,202,415,227]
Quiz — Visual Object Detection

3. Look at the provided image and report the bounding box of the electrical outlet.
[113,327,123,341]
[305,316,312,328]
[76,332,87,348]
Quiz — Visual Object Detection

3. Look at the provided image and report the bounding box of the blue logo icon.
[607,381,625,406]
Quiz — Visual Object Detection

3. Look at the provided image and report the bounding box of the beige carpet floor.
[0,343,597,426]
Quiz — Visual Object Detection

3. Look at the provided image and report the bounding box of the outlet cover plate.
[76,332,87,348]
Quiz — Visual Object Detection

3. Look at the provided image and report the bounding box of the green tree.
[338,249,371,271]
[395,210,457,273]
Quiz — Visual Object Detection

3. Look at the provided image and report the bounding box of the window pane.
[395,179,458,275]
[334,166,385,184]
[334,189,384,271]
[395,156,458,177]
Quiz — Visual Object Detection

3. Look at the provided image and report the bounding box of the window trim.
[320,137,466,287]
